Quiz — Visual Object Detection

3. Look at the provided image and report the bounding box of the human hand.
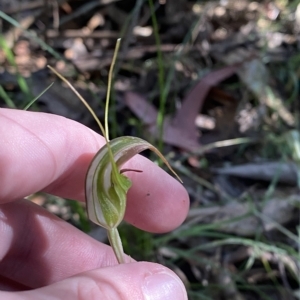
[0,108,189,299]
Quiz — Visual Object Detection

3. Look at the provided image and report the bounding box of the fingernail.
[142,272,187,300]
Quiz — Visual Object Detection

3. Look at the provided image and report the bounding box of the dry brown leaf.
[187,189,300,236]
[124,65,239,150]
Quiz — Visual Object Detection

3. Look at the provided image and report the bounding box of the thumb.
[4,262,188,300]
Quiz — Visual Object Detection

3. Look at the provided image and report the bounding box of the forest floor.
[1,0,300,299]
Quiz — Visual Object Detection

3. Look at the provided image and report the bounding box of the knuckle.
[76,275,122,300]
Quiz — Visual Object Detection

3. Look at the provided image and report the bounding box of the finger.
[0,199,120,288]
[0,108,102,203]
[0,109,189,232]
[6,262,188,300]
[124,156,189,232]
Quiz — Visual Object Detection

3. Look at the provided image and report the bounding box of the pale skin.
[0,108,189,300]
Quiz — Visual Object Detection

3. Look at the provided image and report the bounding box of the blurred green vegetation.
[1,0,299,299]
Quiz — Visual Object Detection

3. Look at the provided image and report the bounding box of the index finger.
[0,108,189,232]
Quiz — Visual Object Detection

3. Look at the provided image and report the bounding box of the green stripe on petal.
[85,136,181,230]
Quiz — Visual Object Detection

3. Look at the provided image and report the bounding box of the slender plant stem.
[115,0,145,74]
[148,0,165,152]
[47,65,107,139]
[105,38,121,141]
[23,82,54,110]
[107,228,125,264]
[0,85,16,108]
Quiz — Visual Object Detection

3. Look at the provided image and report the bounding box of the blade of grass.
[148,0,166,152]
[23,82,54,110]
[181,237,298,260]
[254,209,299,244]
[0,85,16,108]
[178,137,255,163]
[155,211,253,244]
[0,11,64,61]
[109,0,145,138]
[0,34,32,101]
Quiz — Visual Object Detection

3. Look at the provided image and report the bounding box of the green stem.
[0,85,16,108]
[23,82,54,110]
[47,65,107,139]
[105,38,121,141]
[107,227,125,264]
[148,0,165,153]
